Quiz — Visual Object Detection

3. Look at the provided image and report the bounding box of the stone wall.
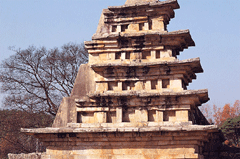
[8,153,48,159]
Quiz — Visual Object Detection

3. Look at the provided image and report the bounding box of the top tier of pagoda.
[86,0,195,66]
[84,0,202,95]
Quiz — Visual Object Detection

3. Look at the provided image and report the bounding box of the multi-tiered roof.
[76,0,209,126]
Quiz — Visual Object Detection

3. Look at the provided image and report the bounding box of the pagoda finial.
[125,0,158,5]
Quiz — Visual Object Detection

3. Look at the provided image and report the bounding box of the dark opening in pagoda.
[115,52,121,59]
[139,23,144,31]
[112,25,117,32]
[162,79,170,88]
[126,52,131,59]
[108,82,118,91]
[151,80,158,90]
[163,111,176,121]
[148,110,156,122]
[122,81,130,91]
[142,51,151,59]
[107,112,116,123]
[149,20,152,30]
[121,24,129,32]
[156,50,161,59]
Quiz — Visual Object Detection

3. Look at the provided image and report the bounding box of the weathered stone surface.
[91,30,195,51]
[70,64,96,98]
[22,124,218,134]
[51,97,76,128]
[20,128,223,159]
[90,57,202,71]
[52,64,95,128]
[8,153,46,159]
[125,0,157,5]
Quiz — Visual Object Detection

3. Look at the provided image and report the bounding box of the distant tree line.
[200,100,240,147]
[0,109,53,159]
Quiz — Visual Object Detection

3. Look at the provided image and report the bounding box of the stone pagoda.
[22,0,222,158]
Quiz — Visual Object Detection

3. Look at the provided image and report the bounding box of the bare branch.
[0,42,88,115]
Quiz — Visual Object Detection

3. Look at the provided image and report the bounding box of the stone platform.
[22,124,219,159]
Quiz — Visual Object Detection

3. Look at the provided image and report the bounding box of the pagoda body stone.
[21,0,223,158]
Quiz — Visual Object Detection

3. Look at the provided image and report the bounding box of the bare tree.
[0,43,88,116]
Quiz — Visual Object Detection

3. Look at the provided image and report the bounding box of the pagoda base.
[45,145,201,159]
[22,125,222,159]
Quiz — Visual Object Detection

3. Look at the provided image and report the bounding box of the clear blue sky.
[0,0,239,108]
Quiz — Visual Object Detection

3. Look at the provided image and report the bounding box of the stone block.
[135,109,148,122]
[170,78,183,91]
[96,82,108,92]
[94,112,107,123]
[116,107,122,123]
[152,17,165,31]
[176,110,189,122]
[128,23,139,32]
[156,110,164,122]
